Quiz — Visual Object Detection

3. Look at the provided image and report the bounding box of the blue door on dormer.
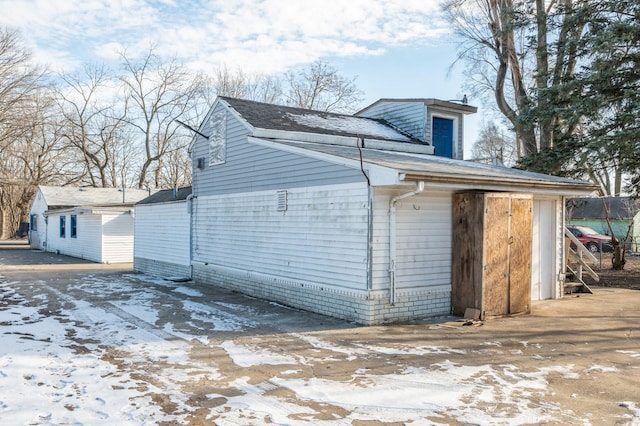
[432,117,454,158]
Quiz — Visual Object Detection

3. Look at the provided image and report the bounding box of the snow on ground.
[0,272,634,425]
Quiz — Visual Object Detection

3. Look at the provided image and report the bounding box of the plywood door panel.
[451,192,485,316]
[509,196,533,314]
[482,196,510,317]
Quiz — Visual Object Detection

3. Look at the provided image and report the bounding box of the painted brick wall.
[192,262,450,325]
[134,257,191,279]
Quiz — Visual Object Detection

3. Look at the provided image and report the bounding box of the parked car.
[567,225,614,253]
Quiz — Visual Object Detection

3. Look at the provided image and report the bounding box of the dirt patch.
[590,254,640,290]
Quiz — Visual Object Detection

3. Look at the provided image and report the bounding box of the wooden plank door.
[509,196,533,314]
[451,192,485,316]
[482,195,510,317]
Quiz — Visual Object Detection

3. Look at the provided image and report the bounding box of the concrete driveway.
[1,240,639,425]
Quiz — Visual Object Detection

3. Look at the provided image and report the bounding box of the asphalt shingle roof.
[221,97,420,143]
[568,197,640,219]
[39,186,152,209]
[136,186,192,205]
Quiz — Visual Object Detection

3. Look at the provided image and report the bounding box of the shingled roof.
[220,97,420,143]
[136,186,192,205]
[38,186,152,210]
[568,197,640,219]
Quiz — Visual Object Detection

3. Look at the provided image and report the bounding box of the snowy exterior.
[188,97,596,325]
[28,186,150,263]
[134,187,192,278]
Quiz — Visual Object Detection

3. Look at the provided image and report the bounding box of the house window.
[60,216,66,238]
[30,214,37,231]
[208,109,227,166]
[70,215,77,238]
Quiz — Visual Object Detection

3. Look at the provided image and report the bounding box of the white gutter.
[388,181,425,305]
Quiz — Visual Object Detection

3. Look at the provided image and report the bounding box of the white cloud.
[0,0,447,74]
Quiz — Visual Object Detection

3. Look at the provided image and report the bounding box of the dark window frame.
[59,216,66,238]
[70,214,77,238]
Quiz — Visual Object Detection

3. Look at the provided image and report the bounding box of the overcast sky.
[0,0,481,152]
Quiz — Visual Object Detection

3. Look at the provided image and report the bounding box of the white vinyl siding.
[28,189,48,250]
[192,182,370,291]
[44,211,134,264]
[191,104,363,197]
[79,215,103,262]
[45,213,103,262]
[370,188,453,294]
[134,202,191,275]
[102,213,135,263]
[357,102,427,142]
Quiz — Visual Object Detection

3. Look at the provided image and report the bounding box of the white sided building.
[133,186,192,278]
[29,186,151,263]
[186,97,596,325]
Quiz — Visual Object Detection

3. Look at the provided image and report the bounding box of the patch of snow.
[353,343,466,355]
[619,401,640,425]
[585,365,619,373]
[288,113,412,141]
[617,350,640,358]
[221,341,297,367]
[173,286,203,297]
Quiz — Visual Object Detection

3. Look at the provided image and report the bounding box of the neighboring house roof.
[568,197,640,219]
[37,186,152,210]
[255,139,596,191]
[136,186,192,205]
[220,96,420,144]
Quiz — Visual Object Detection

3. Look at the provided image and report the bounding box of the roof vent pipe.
[388,181,425,305]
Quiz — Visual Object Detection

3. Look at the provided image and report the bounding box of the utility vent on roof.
[276,190,288,212]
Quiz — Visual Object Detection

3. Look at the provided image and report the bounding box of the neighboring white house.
[185,96,596,325]
[29,186,151,263]
[134,186,192,278]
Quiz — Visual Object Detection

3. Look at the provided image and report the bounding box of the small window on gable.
[60,216,66,238]
[30,214,37,231]
[70,214,77,238]
[208,109,227,166]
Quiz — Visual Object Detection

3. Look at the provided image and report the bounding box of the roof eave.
[401,172,598,194]
[251,128,435,155]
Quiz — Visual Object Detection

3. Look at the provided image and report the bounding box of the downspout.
[186,193,195,278]
[389,181,425,305]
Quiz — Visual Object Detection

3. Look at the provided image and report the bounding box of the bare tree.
[56,65,133,187]
[284,61,363,113]
[119,48,208,189]
[156,148,192,189]
[0,28,45,154]
[211,64,283,104]
[0,28,51,238]
[209,61,362,113]
[470,121,517,166]
[443,0,589,157]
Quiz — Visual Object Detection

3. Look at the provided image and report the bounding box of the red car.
[567,225,614,253]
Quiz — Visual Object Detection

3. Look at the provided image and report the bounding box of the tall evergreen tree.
[519,0,640,196]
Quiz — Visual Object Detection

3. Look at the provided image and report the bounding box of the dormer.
[355,98,477,160]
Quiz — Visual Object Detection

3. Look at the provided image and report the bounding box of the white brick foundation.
[134,257,192,280]
[192,262,450,325]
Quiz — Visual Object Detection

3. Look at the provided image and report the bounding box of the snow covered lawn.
[0,269,639,425]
